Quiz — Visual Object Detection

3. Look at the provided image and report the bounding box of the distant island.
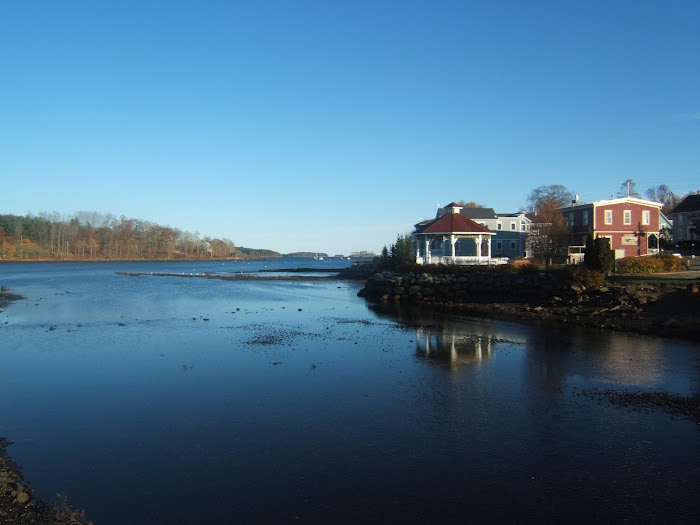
[284,252,328,258]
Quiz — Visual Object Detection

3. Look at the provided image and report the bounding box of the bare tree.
[618,179,641,198]
[526,185,575,215]
[645,184,681,215]
[457,200,485,208]
[527,199,571,269]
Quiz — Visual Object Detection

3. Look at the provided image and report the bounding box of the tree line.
[0,211,244,260]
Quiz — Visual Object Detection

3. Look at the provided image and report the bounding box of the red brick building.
[560,197,662,258]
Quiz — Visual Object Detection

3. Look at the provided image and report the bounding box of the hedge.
[616,253,689,274]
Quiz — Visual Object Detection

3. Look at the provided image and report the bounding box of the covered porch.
[412,203,501,266]
[413,232,506,266]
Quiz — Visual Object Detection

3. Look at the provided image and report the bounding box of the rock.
[14,487,30,504]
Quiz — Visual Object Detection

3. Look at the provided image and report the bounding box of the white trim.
[561,196,663,210]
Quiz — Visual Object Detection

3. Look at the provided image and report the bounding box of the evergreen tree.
[584,236,615,273]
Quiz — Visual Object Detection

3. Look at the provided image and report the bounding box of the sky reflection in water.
[1,261,699,523]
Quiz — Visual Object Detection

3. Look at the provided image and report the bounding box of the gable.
[421,213,493,234]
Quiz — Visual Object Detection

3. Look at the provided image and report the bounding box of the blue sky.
[2,1,698,255]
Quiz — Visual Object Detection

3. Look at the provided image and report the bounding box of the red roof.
[421,213,493,234]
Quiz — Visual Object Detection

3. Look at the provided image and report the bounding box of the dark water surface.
[1,260,699,523]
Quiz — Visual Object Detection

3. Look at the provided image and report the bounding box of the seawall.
[358,270,700,340]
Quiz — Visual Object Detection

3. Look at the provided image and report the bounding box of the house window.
[583,211,589,226]
[624,210,631,225]
[521,222,526,231]
[569,213,574,225]
[497,223,502,230]
[510,241,516,250]
[605,210,612,225]
[496,241,502,250]
[642,210,650,225]
[510,222,516,231]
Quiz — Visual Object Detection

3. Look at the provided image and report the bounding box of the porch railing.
[415,256,509,266]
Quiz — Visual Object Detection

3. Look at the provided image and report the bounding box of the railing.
[415,256,509,266]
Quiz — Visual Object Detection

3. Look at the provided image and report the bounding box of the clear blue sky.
[2,1,698,255]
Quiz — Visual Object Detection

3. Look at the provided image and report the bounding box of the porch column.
[424,238,431,266]
[476,235,482,263]
[450,235,456,262]
[486,236,491,261]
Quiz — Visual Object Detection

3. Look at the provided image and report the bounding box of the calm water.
[1,260,699,523]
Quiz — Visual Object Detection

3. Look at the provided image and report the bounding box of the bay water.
[1,260,699,523]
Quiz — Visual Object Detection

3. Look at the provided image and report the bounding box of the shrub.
[495,262,541,275]
[616,254,689,274]
[584,236,615,273]
[559,266,606,288]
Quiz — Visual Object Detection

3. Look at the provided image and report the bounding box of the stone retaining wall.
[358,270,576,304]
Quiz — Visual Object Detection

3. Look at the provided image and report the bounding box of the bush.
[495,262,542,275]
[616,254,689,274]
[584,236,615,273]
[558,266,606,288]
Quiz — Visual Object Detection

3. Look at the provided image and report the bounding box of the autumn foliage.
[616,253,689,274]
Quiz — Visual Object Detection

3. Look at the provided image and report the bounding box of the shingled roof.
[420,213,493,235]
[671,194,700,214]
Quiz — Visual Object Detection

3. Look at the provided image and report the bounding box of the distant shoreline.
[0,257,276,264]
[0,256,370,264]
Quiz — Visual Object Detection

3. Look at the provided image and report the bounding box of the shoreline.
[359,270,700,342]
[0,438,92,524]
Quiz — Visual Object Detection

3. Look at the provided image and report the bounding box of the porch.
[415,255,509,266]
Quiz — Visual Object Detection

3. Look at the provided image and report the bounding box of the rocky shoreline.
[358,270,700,341]
[0,439,92,525]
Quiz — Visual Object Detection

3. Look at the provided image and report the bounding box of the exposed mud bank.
[575,390,700,423]
[0,291,24,309]
[117,271,351,282]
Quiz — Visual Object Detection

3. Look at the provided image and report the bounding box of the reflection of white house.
[412,202,505,265]
[415,325,492,365]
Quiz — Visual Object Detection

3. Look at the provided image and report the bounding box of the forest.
[0,211,279,260]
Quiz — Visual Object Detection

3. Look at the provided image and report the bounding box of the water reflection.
[3,263,700,524]
[370,303,525,368]
[414,324,492,366]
